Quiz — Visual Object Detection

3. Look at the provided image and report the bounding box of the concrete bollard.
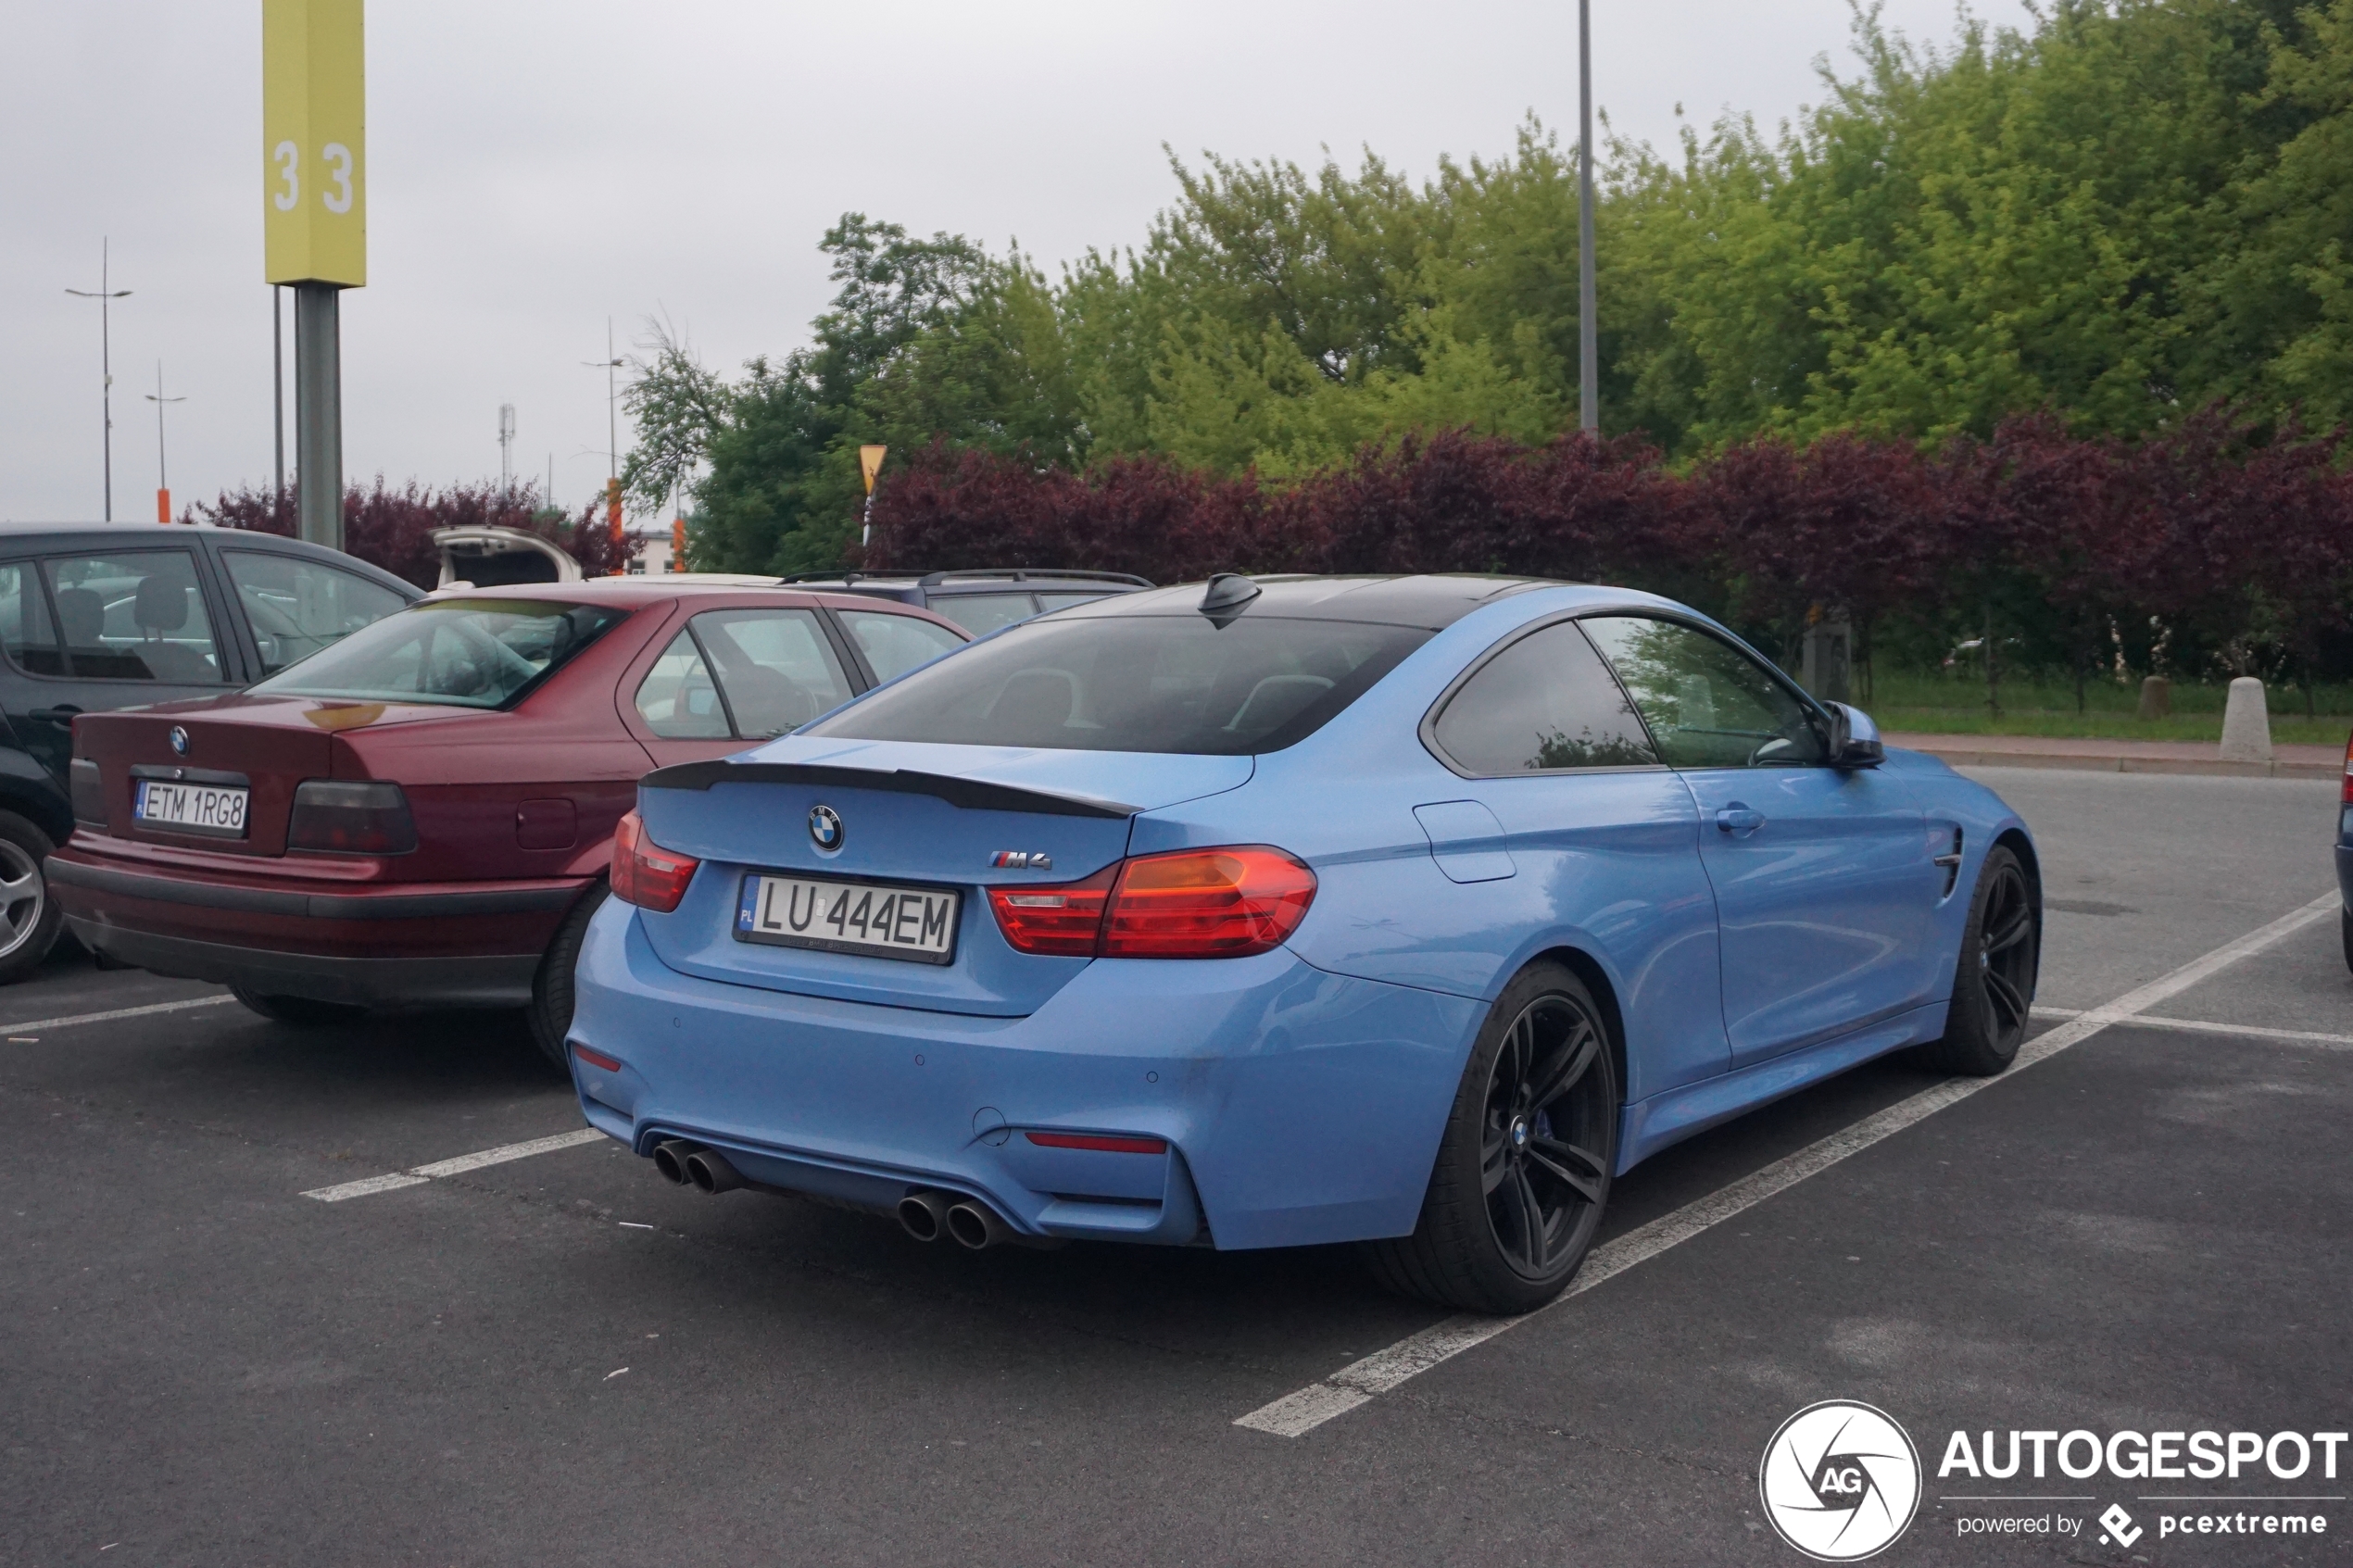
[2136,675,2171,720]
[2219,676,2273,764]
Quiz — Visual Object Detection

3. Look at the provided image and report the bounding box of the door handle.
[1716,804,1766,835]
[27,706,82,726]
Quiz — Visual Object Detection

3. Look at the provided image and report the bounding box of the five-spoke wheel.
[1369,961,1618,1313]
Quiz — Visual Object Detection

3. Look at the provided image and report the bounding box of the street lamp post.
[65,238,132,521]
[1579,0,1598,434]
[145,363,186,523]
[585,320,625,571]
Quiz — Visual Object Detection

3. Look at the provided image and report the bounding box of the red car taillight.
[610,809,699,912]
[989,847,1315,960]
[286,780,418,855]
[2342,731,2351,806]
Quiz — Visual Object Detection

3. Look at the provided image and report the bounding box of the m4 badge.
[988,851,1052,870]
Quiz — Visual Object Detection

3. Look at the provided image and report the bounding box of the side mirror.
[1826,702,1885,770]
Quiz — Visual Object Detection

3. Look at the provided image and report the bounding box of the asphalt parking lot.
[3,767,2347,1566]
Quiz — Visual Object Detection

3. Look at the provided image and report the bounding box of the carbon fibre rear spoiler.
[638,760,1139,820]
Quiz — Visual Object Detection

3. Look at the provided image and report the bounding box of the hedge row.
[862,408,2353,689]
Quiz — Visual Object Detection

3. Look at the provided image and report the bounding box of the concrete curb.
[1899,746,2337,781]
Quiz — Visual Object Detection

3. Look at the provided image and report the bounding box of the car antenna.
[1199,573,1260,623]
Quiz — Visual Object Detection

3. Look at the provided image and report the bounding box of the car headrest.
[134,574,188,632]
[53,587,104,646]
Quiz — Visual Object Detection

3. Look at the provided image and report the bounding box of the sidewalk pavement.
[1887,731,2347,780]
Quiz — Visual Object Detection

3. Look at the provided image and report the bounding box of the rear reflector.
[610,809,699,912]
[573,1044,623,1073]
[988,846,1315,960]
[287,779,418,855]
[1023,1131,1167,1154]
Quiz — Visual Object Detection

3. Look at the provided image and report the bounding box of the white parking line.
[1234,892,2342,1437]
[302,1129,607,1202]
[2,994,237,1034]
[2032,1007,2353,1049]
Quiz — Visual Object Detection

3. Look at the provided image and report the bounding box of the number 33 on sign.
[261,0,367,288]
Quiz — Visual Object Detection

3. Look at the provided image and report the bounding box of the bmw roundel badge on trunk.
[808,805,843,851]
[168,725,190,757]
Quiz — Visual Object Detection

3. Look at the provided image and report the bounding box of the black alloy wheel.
[1367,961,1618,1314]
[1480,994,1614,1280]
[1919,844,2038,1075]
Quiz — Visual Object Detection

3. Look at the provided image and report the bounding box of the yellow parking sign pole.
[263,0,365,550]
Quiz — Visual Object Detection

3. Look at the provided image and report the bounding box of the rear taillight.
[987,864,1115,956]
[286,780,418,855]
[2341,731,2351,806]
[988,846,1315,960]
[69,759,106,829]
[610,809,699,912]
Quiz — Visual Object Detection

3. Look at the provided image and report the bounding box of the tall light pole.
[65,238,132,521]
[272,286,286,521]
[497,403,516,492]
[585,320,625,571]
[1579,0,1599,434]
[145,363,185,523]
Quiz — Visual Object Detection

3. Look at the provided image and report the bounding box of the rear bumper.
[63,921,542,1009]
[569,899,1485,1250]
[48,846,589,1009]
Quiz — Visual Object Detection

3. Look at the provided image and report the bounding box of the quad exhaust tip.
[650,1138,744,1195]
[946,1198,1013,1251]
[898,1190,950,1243]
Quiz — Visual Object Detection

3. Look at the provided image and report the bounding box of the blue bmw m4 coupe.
[567,575,2040,1312]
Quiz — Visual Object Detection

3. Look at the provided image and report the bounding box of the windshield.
[807,614,1428,755]
[247,598,627,709]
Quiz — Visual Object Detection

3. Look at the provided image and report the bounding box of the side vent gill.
[1933,827,1965,898]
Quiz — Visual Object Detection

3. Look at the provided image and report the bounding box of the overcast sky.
[0,0,2030,525]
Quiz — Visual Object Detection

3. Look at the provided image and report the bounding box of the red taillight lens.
[573,1043,623,1073]
[988,864,1116,955]
[286,780,418,855]
[1023,1130,1167,1154]
[1102,847,1317,958]
[988,846,1316,960]
[610,809,699,912]
[2342,731,2351,805]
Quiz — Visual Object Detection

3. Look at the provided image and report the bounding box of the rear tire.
[527,884,608,1072]
[1917,845,2038,1076]
[1366,961,1618,1315]
[0,810,64,985]
[231,985,368,1027]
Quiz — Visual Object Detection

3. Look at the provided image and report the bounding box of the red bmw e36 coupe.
[48,578,966,1062]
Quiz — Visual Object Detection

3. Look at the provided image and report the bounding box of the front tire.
[1918,844,2038,1076]
[527,884,608,1072]
[1367,961,1619,1315]
[0,810,65,985]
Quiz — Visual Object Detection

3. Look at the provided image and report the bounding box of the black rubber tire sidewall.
[527,883,608,1072]
[1366,960,1618,1315]
[0,809,64,986]
[1919,844,2036,1076]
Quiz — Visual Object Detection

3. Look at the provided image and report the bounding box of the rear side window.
[0,562,62,675]
[249,598,624,709]
[1580,616,1826,769]
[223,551,410,675]
[1431,621,1657,773]
[42,550,225,683]
[933,592,1037,634]
[634,630,731,737]
[687,608,853,738]
[839,608,963,684]
[808,615,1430,756]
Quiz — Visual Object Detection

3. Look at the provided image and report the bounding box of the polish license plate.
[735,872,959,965]
[132,779,250,837]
